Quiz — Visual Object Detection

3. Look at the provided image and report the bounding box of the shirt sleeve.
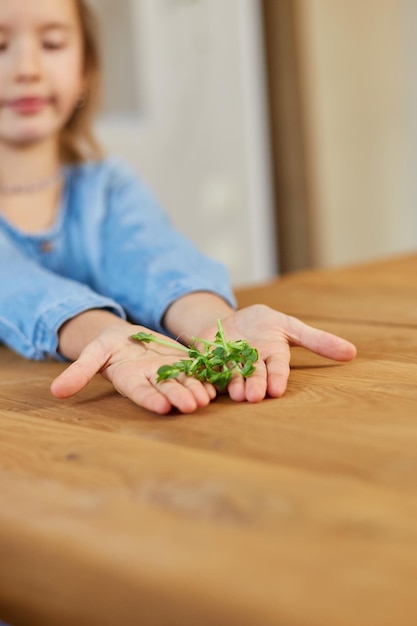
[94,160,236,334]
[0,233,125,360]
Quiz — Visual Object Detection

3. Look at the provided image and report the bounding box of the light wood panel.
[295,0,412,268]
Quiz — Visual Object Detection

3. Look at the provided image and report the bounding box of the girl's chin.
[1,132,55,148]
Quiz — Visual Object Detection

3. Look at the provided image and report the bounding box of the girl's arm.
[88,160,237,336]
[51,290,356,414]
[56,308,128,360]
[0,234,125,361]
[0,236,217,414]
[162,291,234,341]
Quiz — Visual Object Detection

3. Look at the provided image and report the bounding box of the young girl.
[0,0,356,414]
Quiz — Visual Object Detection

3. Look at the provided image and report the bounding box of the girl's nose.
[13,40,42,82]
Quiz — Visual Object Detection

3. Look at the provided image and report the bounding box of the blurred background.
[89,0,417,286]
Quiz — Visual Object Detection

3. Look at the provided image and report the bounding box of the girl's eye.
[0,42,8,52]
[42,40,65,50]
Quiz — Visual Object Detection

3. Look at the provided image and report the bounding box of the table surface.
[1,253,417,626]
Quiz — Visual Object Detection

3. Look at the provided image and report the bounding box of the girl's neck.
[0,138,62,188]
[0,139,64,234]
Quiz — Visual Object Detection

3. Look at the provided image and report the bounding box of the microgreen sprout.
[131,319,258,391]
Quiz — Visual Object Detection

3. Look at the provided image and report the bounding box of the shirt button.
[40,241,54,253]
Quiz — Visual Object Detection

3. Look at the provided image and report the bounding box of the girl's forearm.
[162,292,234,341]
[57,309,129,360]
[58,292,234,361]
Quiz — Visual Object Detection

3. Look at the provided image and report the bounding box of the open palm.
[198,304,356,403]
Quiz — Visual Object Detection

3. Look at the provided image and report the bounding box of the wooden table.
[1,253,417,626]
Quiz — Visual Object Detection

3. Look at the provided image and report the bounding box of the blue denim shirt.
[0,158,235,360]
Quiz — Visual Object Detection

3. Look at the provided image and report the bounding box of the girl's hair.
[59,0,103,164]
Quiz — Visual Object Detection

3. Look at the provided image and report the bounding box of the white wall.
[91,0,277,286]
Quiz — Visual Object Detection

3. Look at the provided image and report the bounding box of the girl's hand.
[50,324,216,415]
[197,304,357,404]
[51,305,357,414]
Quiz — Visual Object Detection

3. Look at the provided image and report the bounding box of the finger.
[181,376,215,407]
[243,359,268,403]
[203,381,218,400]
[262,343,291,398]
[50,339,110,398]
[110,368,210,415]
[119,376,174,415]
[103,366,174,414]
[227,372,246,402]
[227,360,268,403]
[265,355,290,397]
[152,378,199,414]
[287,316,357,361]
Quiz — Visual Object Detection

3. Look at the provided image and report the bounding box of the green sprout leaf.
[131,319,258,391]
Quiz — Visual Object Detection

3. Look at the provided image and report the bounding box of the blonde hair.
[59,0,103,164]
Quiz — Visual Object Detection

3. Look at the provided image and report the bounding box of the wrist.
[162,292,235,342]
[57,309,128,360]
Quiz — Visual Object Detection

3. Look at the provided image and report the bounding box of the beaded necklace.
[0,169,62,195]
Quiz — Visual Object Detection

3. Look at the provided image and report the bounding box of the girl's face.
[0,0,85,148]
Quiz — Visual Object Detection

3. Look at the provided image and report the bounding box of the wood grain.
[236,252,417,325]
[1,253,417,626]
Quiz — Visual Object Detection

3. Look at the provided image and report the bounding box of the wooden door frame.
[261,0,313,273]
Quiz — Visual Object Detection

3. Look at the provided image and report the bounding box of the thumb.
[50,340,110,398]
[289,317,357,362]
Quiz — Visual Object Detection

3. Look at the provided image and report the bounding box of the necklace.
[0,169,63,195]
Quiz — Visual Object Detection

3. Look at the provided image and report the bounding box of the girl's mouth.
[7,97,50,115]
